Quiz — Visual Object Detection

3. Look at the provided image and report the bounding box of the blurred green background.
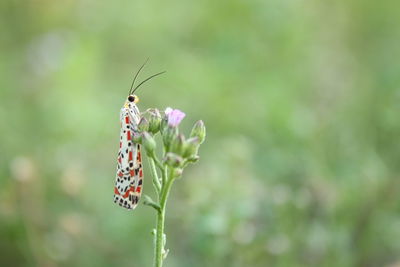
[1,0,400,266]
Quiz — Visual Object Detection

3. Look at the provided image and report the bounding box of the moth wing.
[128,107,144,204]
[113,106,142,210]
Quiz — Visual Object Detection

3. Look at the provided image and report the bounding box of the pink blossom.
[165,107,185,127]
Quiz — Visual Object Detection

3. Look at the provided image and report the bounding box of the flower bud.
[187,155,199,163]
[183,137,199,158]
[190,120,206,144]
[162,126,178,152]
[142,132,156,155]
[132,132,142,144]
[160,109,170,135]
[160,116,168,135]
[148,109,162,134]
[138,117,149,132]
[171,134,185,156]
[173,168,183,178]
[163,152,183,168]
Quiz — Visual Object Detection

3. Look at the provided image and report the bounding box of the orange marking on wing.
[136,186,141,193]
[114,187,120,195]
[138,151,141,161]
[129,170,135,176]
[129,151,133,161]
[125,116,129,124]
[118,157,121,164]
[127,131,131,140]
[122,186,135,198]
[139,169,143,177]
[118,171,123,177]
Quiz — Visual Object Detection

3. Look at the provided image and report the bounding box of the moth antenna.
[129,58,149,95]
[132,71,166,94]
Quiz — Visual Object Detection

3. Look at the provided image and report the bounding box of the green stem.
[154,169,175,267]
[153,156,164,173]
[162,165,167,186]
[148,157,161,195]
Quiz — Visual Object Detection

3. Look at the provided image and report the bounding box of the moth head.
[127,94,139,103]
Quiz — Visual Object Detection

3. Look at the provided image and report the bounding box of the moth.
[113,61,164,210]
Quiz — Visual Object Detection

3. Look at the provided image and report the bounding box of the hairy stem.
[154,169,175,267]
[153,156,164,173]
[162,165,167,186]
[148,157,161,195]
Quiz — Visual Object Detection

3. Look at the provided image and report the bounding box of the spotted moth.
[113,62,164,210]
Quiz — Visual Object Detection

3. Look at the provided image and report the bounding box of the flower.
[183,137,200,158]
[138,117,149,132]
[165,107,186,127]
[163,152,183,168]
[142,132,156,155]
[190,120,206,144]
[171,134,185,155]
[148,108,162,134]
[165,107,173,115]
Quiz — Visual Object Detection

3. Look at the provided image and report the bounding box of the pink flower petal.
[165,107,173,115]
[166,108,185,127]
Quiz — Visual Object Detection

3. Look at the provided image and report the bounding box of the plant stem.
[162,165,167,186]
[148,157,161,195]
[154,169,175,267]
[154,208,165,267]
[153,156,164,172]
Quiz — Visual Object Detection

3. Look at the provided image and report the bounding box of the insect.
[114,61,165,210]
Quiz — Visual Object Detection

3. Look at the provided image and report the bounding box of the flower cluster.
[137,107,206,177]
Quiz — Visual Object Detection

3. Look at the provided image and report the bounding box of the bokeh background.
[1,0,400,266]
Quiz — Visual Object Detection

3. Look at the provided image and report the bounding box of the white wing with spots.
[113,103,144,210]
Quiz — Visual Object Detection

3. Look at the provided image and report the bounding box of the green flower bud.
[173,168,183,178]
[138,117,149,132]
[190,120,206,144]
[183,137,200,158]
[142,132,156,155]
[132,132,142,144]
[171,134,185,156]
[163,152,183,168]
[187,155,199,163]
[162,126,178,152]
[160,116,168,135]
[148,109,162,134]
